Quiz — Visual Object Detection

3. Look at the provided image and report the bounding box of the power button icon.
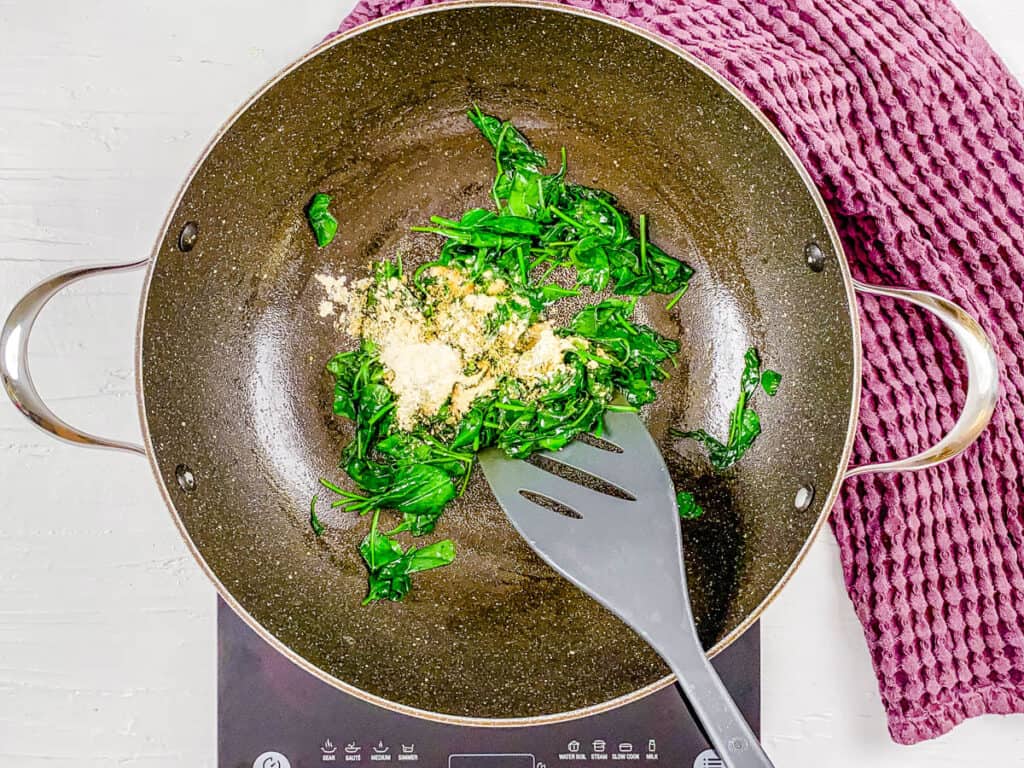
[253,751,291,768]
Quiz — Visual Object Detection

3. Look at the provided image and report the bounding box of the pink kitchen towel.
[333,0,1024,744]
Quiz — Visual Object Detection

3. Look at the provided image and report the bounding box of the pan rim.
[134,0,861,727]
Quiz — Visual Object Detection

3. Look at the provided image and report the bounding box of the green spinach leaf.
[306,192,339,247]
[672,346,777,470]
[676,491,705,520]
[360,510,456,604]
[761,369,782,396]
[309,495,325,536]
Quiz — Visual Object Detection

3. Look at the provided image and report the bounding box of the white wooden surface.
[2,2,1023,766]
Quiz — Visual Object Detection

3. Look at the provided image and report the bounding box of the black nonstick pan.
[1,1,997,725]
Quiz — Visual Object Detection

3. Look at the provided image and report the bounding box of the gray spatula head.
[480,410,685,642]
[479,411,774,768]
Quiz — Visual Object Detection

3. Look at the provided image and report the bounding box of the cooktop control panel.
[220,601,756,768]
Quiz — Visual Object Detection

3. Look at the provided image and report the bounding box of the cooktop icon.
[593,740,607,753]
[345,743,361,755]
[693,750,724,768]
[322,740,338,755]
[373,742,390,755]
[253,751,291,768]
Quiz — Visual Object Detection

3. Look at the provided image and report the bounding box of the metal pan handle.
[843,280,999,479]
[1,259,150,455]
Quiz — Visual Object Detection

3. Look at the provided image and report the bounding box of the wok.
[1,2,998,725]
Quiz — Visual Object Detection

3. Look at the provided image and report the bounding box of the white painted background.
[2,1,1023,766]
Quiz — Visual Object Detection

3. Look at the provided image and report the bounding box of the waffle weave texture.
[334,0,1024,743]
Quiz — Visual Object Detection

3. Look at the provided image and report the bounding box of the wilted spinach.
[309,496,325,537]
[761,369,782,396]
[449,106,695,302]
[671,347,781,470]
[360,509,455,604]
[306,192,338,248]
[314,109,754,605]
[676,491,705,520]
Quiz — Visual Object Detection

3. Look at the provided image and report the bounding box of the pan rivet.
[175,464,197,492]
[178,221,200,252]
[805,242,826,272]
[794,483,815,511]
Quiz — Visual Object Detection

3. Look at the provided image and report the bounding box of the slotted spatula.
[480,410,775,768]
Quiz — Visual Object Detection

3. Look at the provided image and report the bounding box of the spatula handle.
[660,639,774,768]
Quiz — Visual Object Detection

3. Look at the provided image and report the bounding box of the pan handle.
[1,260,150,455]
[843,280,999,479]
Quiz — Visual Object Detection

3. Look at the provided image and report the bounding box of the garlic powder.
[317,266,585,431]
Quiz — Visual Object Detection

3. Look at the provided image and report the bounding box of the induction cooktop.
[218,599,758,768]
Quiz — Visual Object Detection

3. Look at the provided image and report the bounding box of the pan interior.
[141,4,855,721]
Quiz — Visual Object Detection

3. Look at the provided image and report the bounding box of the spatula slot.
[574,431,624,454]
[525,453,636,501]
[518,490,583,520]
